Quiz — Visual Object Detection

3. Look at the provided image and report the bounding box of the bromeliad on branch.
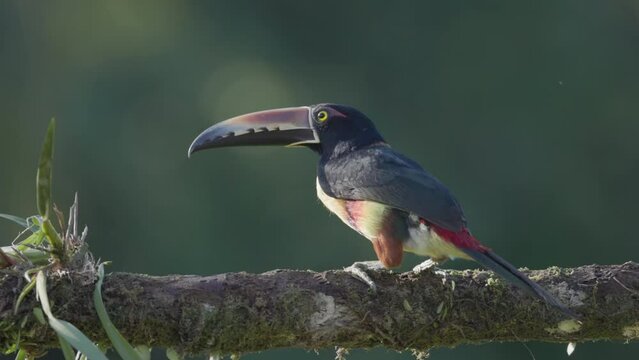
[188,104,577,319]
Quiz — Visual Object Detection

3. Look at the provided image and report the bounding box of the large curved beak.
[188,106,318,157]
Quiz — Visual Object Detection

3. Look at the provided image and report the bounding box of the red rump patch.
[423,219,487,252]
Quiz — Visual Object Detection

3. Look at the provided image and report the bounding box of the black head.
[188,104,385,158]
[307,104,384,157]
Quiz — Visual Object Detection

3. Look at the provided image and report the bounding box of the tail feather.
[462,248,577,319]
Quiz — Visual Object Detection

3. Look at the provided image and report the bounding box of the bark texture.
[1,262,638,357]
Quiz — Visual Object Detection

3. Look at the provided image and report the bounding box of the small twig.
[80,226,88,242]
[511,330,537,360]
[73,193,79,238]
[66,193,79,240]
[613,277,639,295]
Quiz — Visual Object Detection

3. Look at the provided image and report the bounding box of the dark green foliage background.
[1,1,638,359]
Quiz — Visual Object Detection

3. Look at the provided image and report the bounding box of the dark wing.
[318,145,466,231]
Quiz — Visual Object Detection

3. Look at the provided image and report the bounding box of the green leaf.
[135,346,151,360]
[37,119,55,218]
[14,278,36,314]
[26,216,43,232]
[93,264,142,360]
[0,214,28,228]
[32,308,45,325]
[50,320,106,360]
[42,219,63,255]
[58,336,75,360]
[16,230,45,249]
[36,271,108,360]
[10,220,46,258]
[14,349,26,360]
[1,246,51,266]
[166,348,181,360]
[36,126,63,253]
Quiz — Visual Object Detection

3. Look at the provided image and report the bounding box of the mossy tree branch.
[1,262,638,357]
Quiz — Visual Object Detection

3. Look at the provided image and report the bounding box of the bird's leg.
[344,261,386,291]
[412,257,448,274]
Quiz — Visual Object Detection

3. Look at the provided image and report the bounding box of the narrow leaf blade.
[16,230,45,248]
[42,219,64,254]
[135,346,151,360]
[26,215,43,233]
[93,264,141,360]
[35,272,53,317]
[0,214,28,228]
[37,119,55,218]
[166,349,181,360]
[14,278,36,314]
[36,271,108,360]
[58,335,75,360]
[49,319,108,360]
[14,349,27,360]
[32,307,46,324]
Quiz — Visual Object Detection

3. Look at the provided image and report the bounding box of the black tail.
[462,248,578,319]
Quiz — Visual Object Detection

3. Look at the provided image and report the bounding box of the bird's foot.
[344,261,385,292]
[412,258,446,274]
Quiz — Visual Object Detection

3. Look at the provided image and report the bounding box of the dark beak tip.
[187,138,205,158]
[187,142,196,158]
[188,129,219,157]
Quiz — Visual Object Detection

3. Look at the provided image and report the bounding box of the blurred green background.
[1,1,638,359]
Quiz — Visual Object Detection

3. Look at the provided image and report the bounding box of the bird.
[188,103,576,319]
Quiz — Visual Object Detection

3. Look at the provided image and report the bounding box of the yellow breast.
[315,178,387,240]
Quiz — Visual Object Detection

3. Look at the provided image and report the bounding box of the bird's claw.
[344,261,385,291]
[412,259,444,274]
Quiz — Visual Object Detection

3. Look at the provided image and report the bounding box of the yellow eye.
[317,110,329,122]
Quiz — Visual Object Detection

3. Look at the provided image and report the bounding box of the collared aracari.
[189,104,576,318]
